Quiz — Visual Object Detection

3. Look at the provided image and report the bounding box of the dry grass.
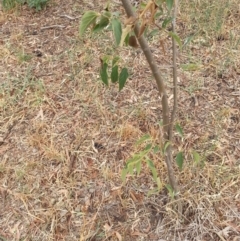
[0,0,240,240]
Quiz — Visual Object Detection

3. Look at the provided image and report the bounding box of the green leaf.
[175,123,184,138]
[154,11,163,19]
[121,168,128,182]
[151,166,158,181]
[147,187,159,196]
[119,68,128,91]
[120,25,132,47]
[111,18,122,45]
[129,150,148,164]
[183,35,194,46]
[153,145,160,154]
[100,63,108,86]
[135,134,151,146]
[165,184,173,193]
[144,143,152,151]
[168,31,182,49]
[147,159,157,178]
[112,56,120,66]
[127,154,142,166]
[146,159,161,189]
[124,33,130,46]
[180,63,201,71]
[165,184,175,199]
[176,152,184,171]
[146,159,154,169]
[163,141,170,154]
[192,151,200,164]
[166,0,173,11]
[156,177,162,190]
[135,161,142,175]
[79,11,98,36]
[93,15,109,32]
[147,29,159,38]
[162,17,172,28]
[102,55,111,64]
[102,11,112,19]
[111,65,119,83]
[128,163,134,175]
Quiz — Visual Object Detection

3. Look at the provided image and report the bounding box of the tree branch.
[169,0,179,141]
[121,0,179,196]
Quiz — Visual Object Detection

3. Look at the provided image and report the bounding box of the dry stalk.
[121,0,181,214]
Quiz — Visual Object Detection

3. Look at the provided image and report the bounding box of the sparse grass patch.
[1,0,16,10]
[180,0,240,78]
[1,72,45,110]
[1,0,49,11]
[180,0,234,38]
[17,49,32,63]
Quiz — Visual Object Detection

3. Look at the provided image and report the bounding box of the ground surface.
[0,0,240,240]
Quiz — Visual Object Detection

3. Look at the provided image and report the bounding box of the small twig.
[41,25,65,30]
[168,0,183,216]
[59,14,76,20]
[169,0,179,141]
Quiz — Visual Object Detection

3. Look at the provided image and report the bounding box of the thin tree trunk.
[120,0,180,200]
